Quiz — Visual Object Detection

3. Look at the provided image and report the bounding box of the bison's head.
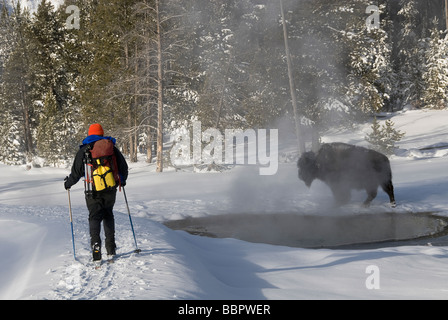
[298,151,318,187]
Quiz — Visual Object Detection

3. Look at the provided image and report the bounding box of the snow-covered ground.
[1,109,448,300]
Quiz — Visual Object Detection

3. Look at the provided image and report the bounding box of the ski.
[92,259,113,269]
[89,249,139,269]
[93,260,102,270]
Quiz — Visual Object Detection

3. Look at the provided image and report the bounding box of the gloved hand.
[64,176,71,190]
[121,180,126,187]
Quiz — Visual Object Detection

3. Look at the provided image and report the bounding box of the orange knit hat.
[88,123,104,136]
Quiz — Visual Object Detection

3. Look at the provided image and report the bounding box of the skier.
[64,123,128,263]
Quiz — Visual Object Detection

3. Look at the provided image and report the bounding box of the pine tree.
[0,2,13,79]
[365,117,405,155]
[76,0,126,133]
[194,0,248,131]
[286,0,358,149]
[345,3,396,114]
[27,0,64,102]
[0,108,25,165]
[0,3,19,164]
[29,0,79,164]
[396,0,425,108]
[37,89,61,165]
[1,2,34,163]
[421,20,448,109]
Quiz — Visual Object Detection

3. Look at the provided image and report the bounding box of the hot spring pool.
[164,212,448,249]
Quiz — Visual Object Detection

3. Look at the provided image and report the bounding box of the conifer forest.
[0,0,447,168]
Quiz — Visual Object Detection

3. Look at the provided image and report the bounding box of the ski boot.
[92,243,101,268]
[106,247,116,264]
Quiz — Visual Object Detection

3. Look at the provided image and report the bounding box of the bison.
[298,142,396,207]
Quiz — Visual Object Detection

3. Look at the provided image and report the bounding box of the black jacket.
[65,141,128,191]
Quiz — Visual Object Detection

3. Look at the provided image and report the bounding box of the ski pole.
[67,189,76,260]
[123,187,141,253]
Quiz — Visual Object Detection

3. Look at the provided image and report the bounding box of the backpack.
[84,139,121,194]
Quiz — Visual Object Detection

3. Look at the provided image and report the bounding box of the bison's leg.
[331,184,351,206]
[381,180,396,207]
[363,187,377,207]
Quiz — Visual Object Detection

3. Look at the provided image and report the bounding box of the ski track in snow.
[29,202,206,300]
[44,213,175,300]
[55,254,139,300]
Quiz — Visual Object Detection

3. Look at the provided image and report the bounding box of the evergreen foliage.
[365,117,405,155]
[421,21,448,110]
[0,0,446,165]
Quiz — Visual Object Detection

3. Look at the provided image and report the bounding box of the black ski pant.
[85,190,117,256]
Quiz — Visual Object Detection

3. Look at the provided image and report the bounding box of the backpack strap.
[112,149,122,191]
[83,144,94,196]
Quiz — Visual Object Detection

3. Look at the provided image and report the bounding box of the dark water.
[164,212,448,249]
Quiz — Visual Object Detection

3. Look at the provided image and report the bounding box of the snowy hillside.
[1,109,448,300]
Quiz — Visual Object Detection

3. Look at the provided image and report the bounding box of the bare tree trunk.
[23,102,33,162]
[214,55,232,130]
[125,42,137,162]
[145,4,153,164]
[280,0,305,155]
[155,0,164,172]
[15,10,34,163]
[19,80,33,162]
[131,42,139,162]
[445,0,448,31]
